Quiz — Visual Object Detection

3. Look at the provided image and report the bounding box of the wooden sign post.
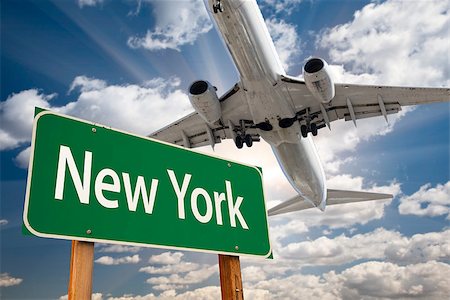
[218,254,244,300]
[68,241,95,300]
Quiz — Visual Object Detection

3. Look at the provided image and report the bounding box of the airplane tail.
[268,189,392,216]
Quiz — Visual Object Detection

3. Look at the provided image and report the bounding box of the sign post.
[219,254,244,300]
[68,241,94,300]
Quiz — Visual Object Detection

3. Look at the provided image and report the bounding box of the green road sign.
[23,111,271,258]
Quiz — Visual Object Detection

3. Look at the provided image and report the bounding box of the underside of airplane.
[149,0,450,215]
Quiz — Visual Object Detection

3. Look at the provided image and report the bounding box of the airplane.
[150,0,450,216]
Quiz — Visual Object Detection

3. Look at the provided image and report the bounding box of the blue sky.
[1,0,449,299]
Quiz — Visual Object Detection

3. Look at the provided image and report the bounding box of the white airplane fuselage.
[205,0,327,208]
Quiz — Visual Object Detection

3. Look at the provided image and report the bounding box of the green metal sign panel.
[24,111,271,258]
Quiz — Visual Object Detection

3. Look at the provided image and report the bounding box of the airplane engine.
[188,80,222,125]
[303,58,335,103]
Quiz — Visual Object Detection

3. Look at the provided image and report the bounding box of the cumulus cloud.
[1,76,192,168]
[278,228,450,265]
[265,18,301,71]
[148,252,184,265]
[96,244,141,253]
[14,146,31,169]
[335,261,450,299]
[60,260,450,299]
[106,286,220,300]
[59,292,103,300]
[127,0,212,51]
[140,262,199,275]
[0,273,23,287]
[95,254,140,265]
[0,90,53,150]
[246,260,450,300]
[399,182,450,219]
[69,75,107,93]
[318,0,450,87]
[139,252,218,292]
[146,265,217,291]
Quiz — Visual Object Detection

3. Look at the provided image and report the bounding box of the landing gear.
[301,125,308,138]
[213,1,223,13]
[235,135,244,149]
[244,134,253,147]
[311,123,318,136]
[301,123,318,137]
[230,119,260,149]
[234,134,253,148]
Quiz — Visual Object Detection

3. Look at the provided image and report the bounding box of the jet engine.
[188,80,222,125]
[303,58,335,103]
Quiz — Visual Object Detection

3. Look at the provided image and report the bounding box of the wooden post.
[218,254,244,300]
[68,241,95,300]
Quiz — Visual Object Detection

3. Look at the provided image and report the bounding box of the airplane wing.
[149,83,257,148]
[268,189,392,216]
[280,76,450,131]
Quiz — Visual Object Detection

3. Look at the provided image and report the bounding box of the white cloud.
[399,182,450,219]
[95,254,140,265]
[139,262,199,275]
[335,261,450,299]
[140,252,218,292]
[96,244,142,253]
[98,260,450,299]
[14,146,31,169]
[1,76,192,168]
[384,230,450,264]
[148,252,184,265]
[0,90,53,150]
[77,0,104,8]
[265,18,301,71]
[69,75,107,93]
[127,0,212,51]
[246,260,450,300]
[0,273,23,287]
[0,219,8,226]
[107,287,221,300]
[242,266,268,283]
[59,292,103,300]
[146,265,217,291]
[278,228,450,265]
[319,0,450,87]
[262,0,302,15]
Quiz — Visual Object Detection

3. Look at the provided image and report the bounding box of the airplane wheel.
[244,134,253,147]
[311,123,318,136]
[235,136,244,149]
[301,125,308,138]
[213,2,223,13]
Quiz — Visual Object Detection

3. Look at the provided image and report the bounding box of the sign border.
[23,110,272,258]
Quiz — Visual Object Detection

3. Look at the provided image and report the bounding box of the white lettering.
[122,173,159,214]
[95,169,120,209]
[167,169,191,219]
[191,188,213,223]
[226,181,248,230]
[214,192,226,225]
[54,145,92,204]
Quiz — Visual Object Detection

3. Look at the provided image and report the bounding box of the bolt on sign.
[23,110,271,258]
